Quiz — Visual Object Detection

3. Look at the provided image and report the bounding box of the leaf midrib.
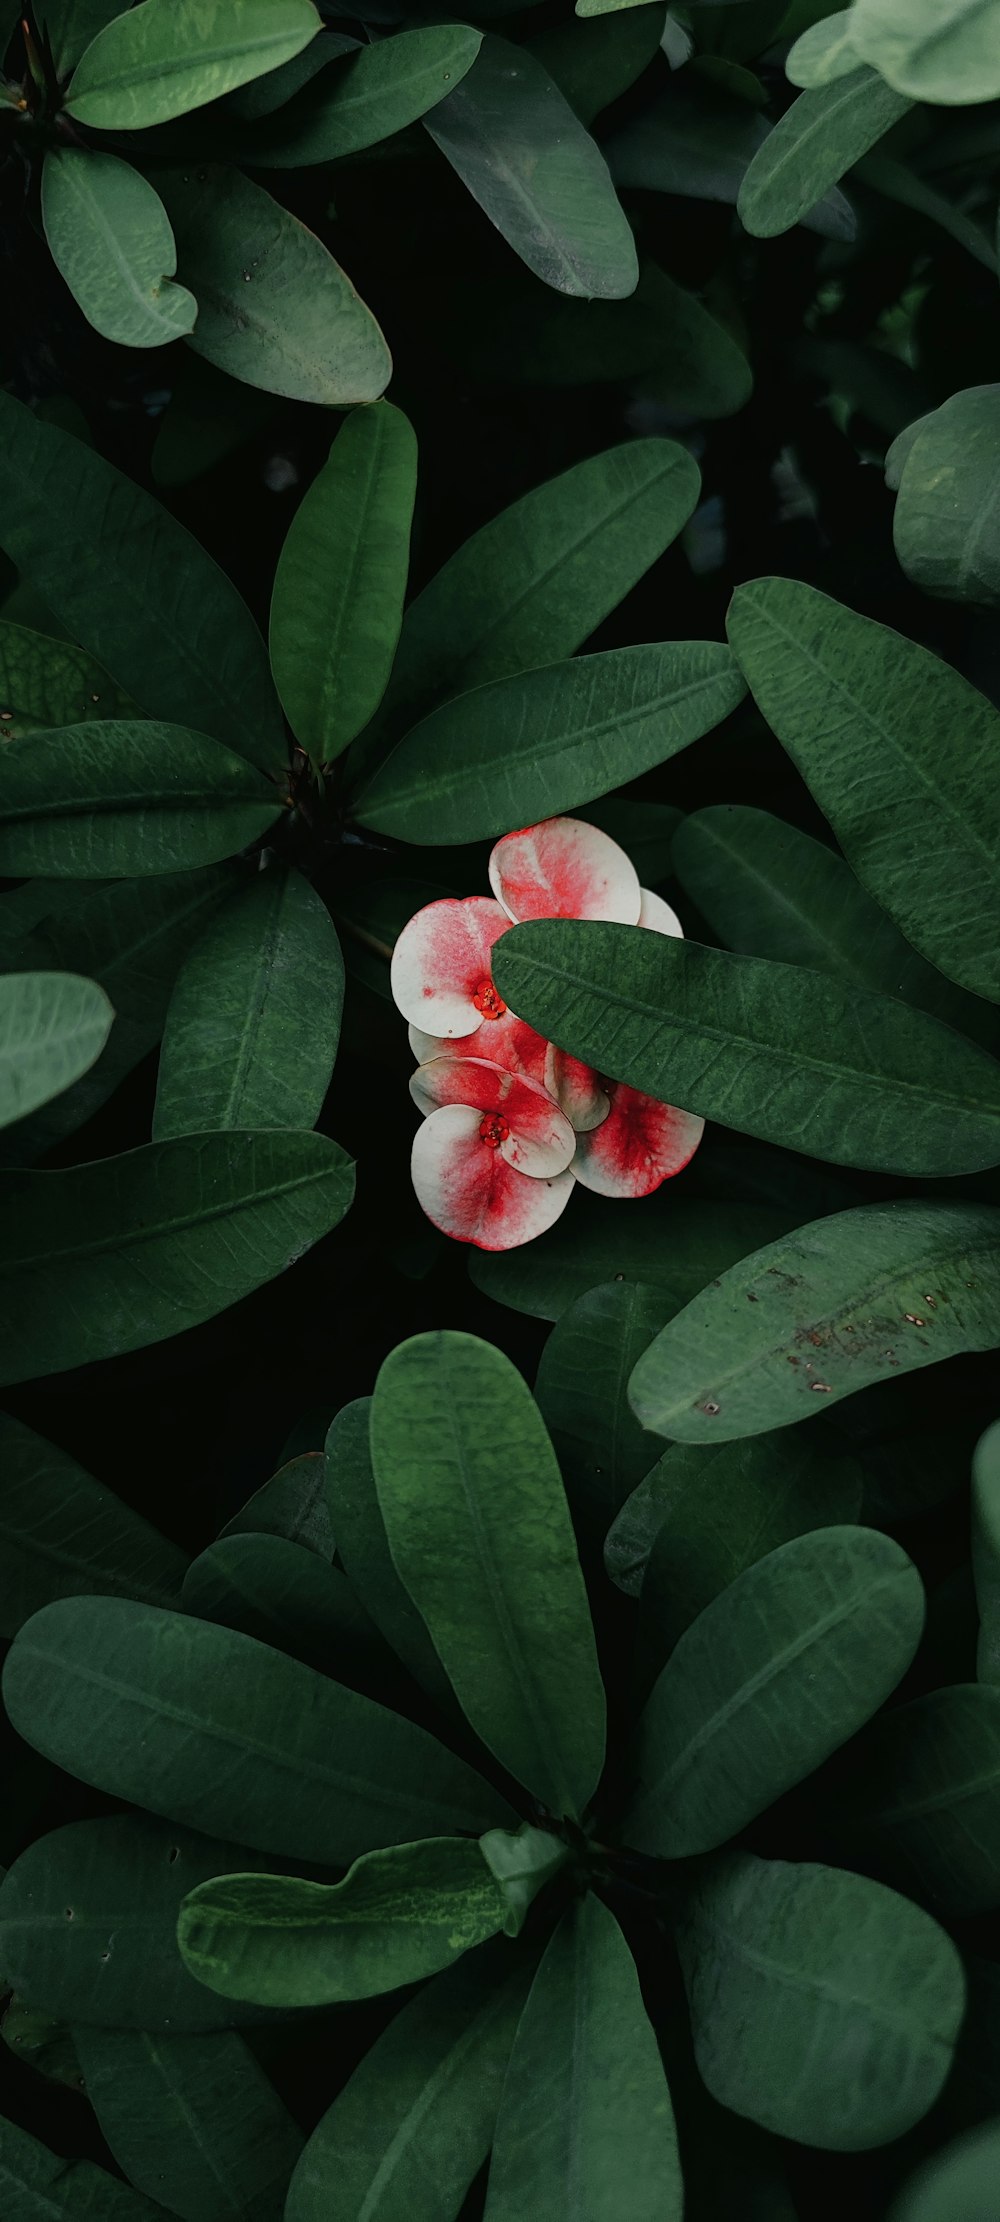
[3,1148,349,1274]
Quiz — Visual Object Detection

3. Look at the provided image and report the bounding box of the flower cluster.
[391,817,704,1250]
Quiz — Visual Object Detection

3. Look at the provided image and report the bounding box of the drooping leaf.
[285,1951,527,2222]
[0,619,132,739]
[221,1452,333,1556]
[889,2122,1000,2222]
[485,1895,683,2221]
[847,1683,1000,1916]
[0,2114,163,2218]
[0,971,112,1131]
[629,1202,1000,1443]
[370,1334,606,1818]
[676,1850,965,2148]
[153,868,342,1138]
[270,403,416,769]
[424,36,638,300]
[2,1598,512,1862]
[737,69,911,237]
[41,150,197,349]
[851,0,1000,104]
[726,576,1000,1003]
[250,25,483,164]
[493,923,1000,1175]
[354,643,746,843]
[181,1532,382,1676]
[0,721,280,880]
[66,0,321,128]
[0,394,285,771]
[325,1399,456,1710]
[972,1419,1000,1682]
[623,1526,923,1858]
[469,1195,796,1320]
[0,1129,355,1387]
[889,384,1000,606]
[154,164,390,407]
[378,437,700,733]
[0,1413,187,1637]
[74,2026,303,2222]
[533,1282,671,1525]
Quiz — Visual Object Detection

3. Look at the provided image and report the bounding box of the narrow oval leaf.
[726,576,1000,1003]
[677,1850,966,2149]
[2,1598,512,1862]
[42,150,197,349]
[153,868,343,1138]
[786,13,861,89]
[0,722,280,879]
[325,1398,456,1711]
[629,1201,1000,1444]
[286,1952,527,2222]
[66,0,321,128]
[737,69,911,237]
[0,2115,163,2218]
[0,1129,354,1387]
[179,1839,509,2008]
[251,25,483,164]
[608,82,854,238]
[270,404,416,768]
[469,1195,796,1321]
[222,1452,333,1556]
[847,1683,1000,1917]
[379,437,701,733]
[533,1281,671,1526]
[0,618,131,739]
[425,36,638,300]
[354,643,746,843]
[74,2027,303,2222]
[370,1332,606,1819]
[0,1413,187,1637]
[972,1419,1000,1682]
[155,164,390,407]
[0,394,285,772]
[493,924,1000,1176]
[851,0,1000,104]
[182,1532,382,1677]
[485,1895,682,2221]
[891,384,1000,607]
[623,1526,923,1858]
[0,971,112,1131]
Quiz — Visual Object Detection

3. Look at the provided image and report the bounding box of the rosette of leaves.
[0,1330,971,2215]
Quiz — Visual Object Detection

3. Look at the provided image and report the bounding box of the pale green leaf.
[851,0,1000,104]
[66,0,321,129]
[250,25,483,165]
[0,971,112,1131]
[737,69,911,238]
[42,150,197,349]
[891,384,1000,603]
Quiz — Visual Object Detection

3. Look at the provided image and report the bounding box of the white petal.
[411,1105,575,1249]
[639,887,684,938]
[409,1057,576,1176]
[489,817,641,925]
[390,896,510,1035]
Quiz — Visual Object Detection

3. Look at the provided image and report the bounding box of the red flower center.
[479,1113,510,1149]
[472,977,506,1020]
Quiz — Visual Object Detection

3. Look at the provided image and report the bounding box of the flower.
[410,1059,576,1249]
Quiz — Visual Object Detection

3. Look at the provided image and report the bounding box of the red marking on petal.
[390,896,511,1034]
[409,1057,576,1176]
[409,1012,550,1084]
[489,817,640,925]
[572,1084,704,1198]
[411,1105,574,1249]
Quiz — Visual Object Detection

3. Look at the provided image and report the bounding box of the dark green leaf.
[0,722,280,880]
[623,1526,923,1857]
[354,643,745,843]
[153,868,342,1137]
[581,798,682,886]
[181,1532,381,1676]
[38,0,124,75]
[847,1683,1000,1916]
[460,261,751,413]
[469,1195,796,1320]
[41,150,197,349]
[1,2001,81,2092]
[629,1201,1000,1443]
[250,26,483,164]
[533,1282,671,1525]
[889,2122,1000,2222]
[424,36,638,299]
[227,29,355,120]
[0,619,131,739]
[608,81,853,236]
[270,404,416,768]
[858,155,998,275]
[485,1894,682,2221]
[0,2113,163,2217]
[0,971,112,1130]
[0,1413,187,1637]
[737,69,910,237]
[726,576,1000,1003]
[851,0,1000,104]
[0,395,285,772]
[66,0,321,128]
[371,1334,605,1818]
[221,1452,332,1556]
[677,1850,965,2148]
[528,8,664,127]
[325,1399,456,1711]
[74,2026,303,2222]
[972,1419,1000,1682]
[890,385,1000,605]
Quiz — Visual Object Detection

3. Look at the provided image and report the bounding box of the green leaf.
[858,154,998,275]
[354,643,746,844]
[608,81,854,236]
[737,69,910,237]
[250,25,483,164]
[528,8,664,127]
[672,805,995,1044]
[972,1419,1000,1682]
[493,924,1000,1176]
[41,150,197,350]
[485,1894,682,2221]
[851,0,1000,104]
[378,437,700,735]
[890,2122,1000,2222]
[227,29,353,120]
[460,260,751,412]
[221,1452,333,1556]
[0,722,280,880]
[285,1952,527,2222]
[1,2001,82,2093]
[533,1282,671,1525]
[604,1427,863,1607]
[0,1413,187,1637]
[0,1129,355,1387]
[847,1683,1000,1916]
[39,0,125,76]
[325,1399,456,1711]
[890,385,1000,605]
[0,1815,287,2032]
[629,1201,1000,1443]
[371,1334,606,1819]
[785,12,860,89]
[155,164,391,407]
[0,2114,163,2218]
[469,1195,796,1321]
[0,971,112,1131]
[676,1851,965,2148]
[74,2026,303,2222]
[181,1532,381,1676]
[270,404,416,769]
[0,620,132,739]
[153,867,342,1138]
[726,576,1000,1003]
[66,0,321,128]
[424,36,638,300]
[0,394,285,772]
[179,1838,512,2008]
[623,1525,923,1858]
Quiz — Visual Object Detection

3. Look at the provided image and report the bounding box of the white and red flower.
[390,815,704,1250]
